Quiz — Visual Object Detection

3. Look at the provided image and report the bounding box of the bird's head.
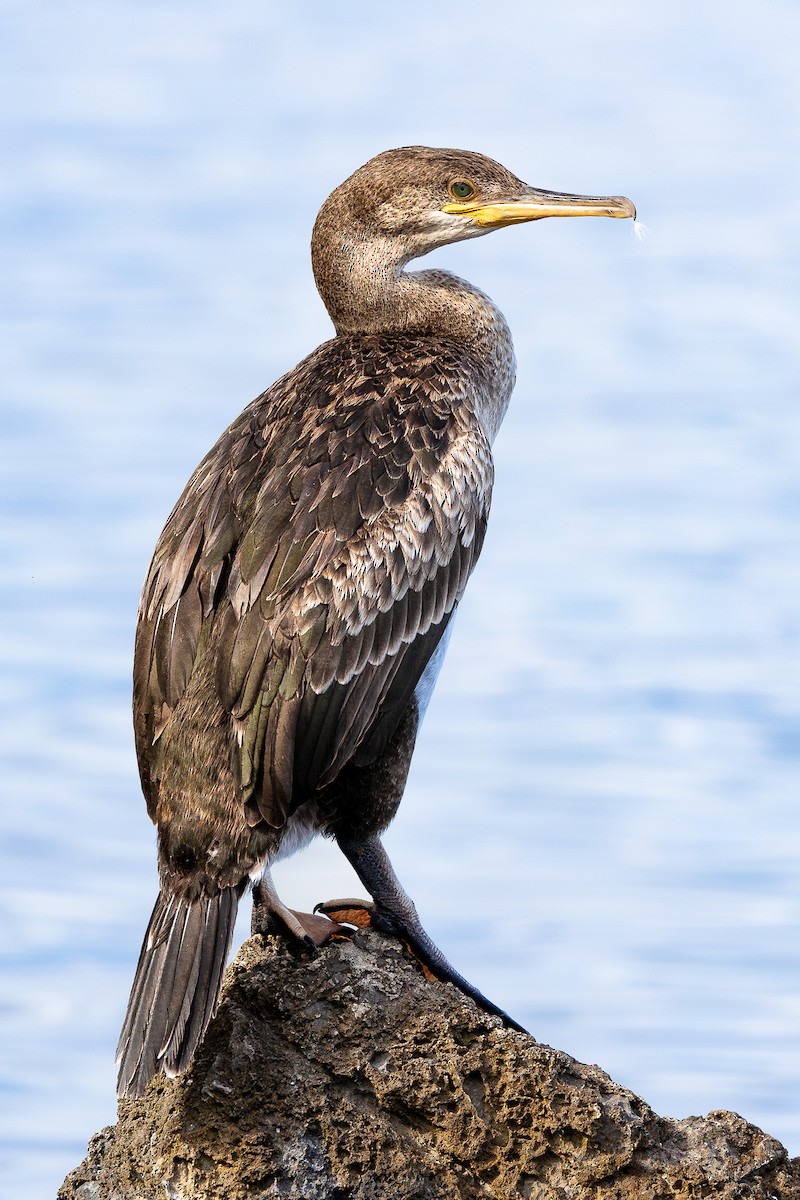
[313,145,635,265]
[311,146,636,336]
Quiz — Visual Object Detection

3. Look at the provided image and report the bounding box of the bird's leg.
[316,835,527,1033]
[251,867,349,948]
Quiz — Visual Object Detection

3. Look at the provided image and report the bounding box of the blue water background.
[1,2,799,1195]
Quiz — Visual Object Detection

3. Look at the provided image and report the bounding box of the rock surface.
[60,930,799,1199]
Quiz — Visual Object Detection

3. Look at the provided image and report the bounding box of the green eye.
[449,180,475,200]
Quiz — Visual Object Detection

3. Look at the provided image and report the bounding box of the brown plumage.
[117,146,635,1098]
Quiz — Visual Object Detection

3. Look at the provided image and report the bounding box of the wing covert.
[133,334,493,829]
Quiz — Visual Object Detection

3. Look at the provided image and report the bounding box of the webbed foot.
[313,897,375,929]
[252,873,350,947]
[315,896,439,980]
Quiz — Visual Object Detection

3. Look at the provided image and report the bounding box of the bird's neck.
[311,235,516,442]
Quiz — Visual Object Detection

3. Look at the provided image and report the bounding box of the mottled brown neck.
[310,186,517,442]
[311,193,491,345]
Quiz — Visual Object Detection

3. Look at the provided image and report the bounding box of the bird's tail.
[116,884,243,1098]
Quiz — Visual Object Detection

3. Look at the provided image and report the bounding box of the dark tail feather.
[116,885,243,1098]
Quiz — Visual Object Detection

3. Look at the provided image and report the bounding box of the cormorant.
[117,146,635,1098]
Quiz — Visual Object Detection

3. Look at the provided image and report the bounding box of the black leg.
[324,834,528,1033]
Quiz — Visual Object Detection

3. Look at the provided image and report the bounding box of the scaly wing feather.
[133,333,492,829]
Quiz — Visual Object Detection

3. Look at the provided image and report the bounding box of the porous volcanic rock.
[59,931,800,1199]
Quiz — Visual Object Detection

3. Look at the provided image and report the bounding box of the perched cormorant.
[117,146,635,1098]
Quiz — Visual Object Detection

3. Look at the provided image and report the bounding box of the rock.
[59,931,799,1199]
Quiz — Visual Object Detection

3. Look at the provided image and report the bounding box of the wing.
[134,334,493,829]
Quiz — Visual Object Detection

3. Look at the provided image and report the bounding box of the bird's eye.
[449,180,475,200]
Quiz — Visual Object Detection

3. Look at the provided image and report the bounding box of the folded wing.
[133,335,493,830]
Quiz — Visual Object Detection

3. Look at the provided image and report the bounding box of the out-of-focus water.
[1,2,799,1195]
